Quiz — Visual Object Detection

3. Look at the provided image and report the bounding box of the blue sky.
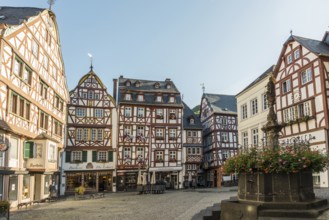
[2,0,329,108]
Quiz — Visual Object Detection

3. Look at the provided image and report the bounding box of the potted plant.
[75,185,86,200]
[0,200,10,218]
[223,144,329,202]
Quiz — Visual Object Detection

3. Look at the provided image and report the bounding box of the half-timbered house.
[199,94,238,187]
[116,76,183,191]
[61,68,116,194]
[182,102,203,188]
[274,32,329,187]
[0,7,68,206]
[236,65,275,148]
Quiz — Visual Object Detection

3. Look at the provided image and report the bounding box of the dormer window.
[125,94,132,101]
[154,83,160,89]
[135,81,141,87]
[190,118,195,124]
[169,96,175,103]
[137,94,144,102]
[166,84,171,89]
[125,80,131,86]
[156,96,162,102]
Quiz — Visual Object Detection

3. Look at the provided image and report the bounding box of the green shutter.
[82,151,88,162]
[65,151,71,163]
[92,151,97,162]
[24,142,33,159]
[108,151,113,162]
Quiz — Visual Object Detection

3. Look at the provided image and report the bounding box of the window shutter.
[92,151,97,162]
[82,151,88,162]
[23,142,33,159]
[65,151,71,163]
[108,151,113,162]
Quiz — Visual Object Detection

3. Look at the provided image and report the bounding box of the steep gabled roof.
[69,69,106,94]
[236,65,275,97]
[203,93,237,114]
[274,33,329,77]
[286,35,329,57]
[0,7,44,25]
[118,76,183,106]
[182,102,202,129]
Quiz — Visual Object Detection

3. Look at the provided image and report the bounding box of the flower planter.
[238,169,315,202]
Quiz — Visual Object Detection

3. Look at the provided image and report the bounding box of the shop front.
[116,171,138,192]
[65,171,113,194]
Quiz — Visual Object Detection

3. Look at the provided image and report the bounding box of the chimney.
[113,78,118,104]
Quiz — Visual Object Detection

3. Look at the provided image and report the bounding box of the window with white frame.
[156,151,163,160]
[251,98,258,115]
[155,109,163,119]
[301,68,312,85]
[282,100,312,122]
[94,93,100,100]
[97,129,103,141]
[40,80,48,100]
[137,126,144,136]
[282,79,291,94]
[137,147,144,157]
[169,129,176,140]
[137,95,144,102]
[155,128,164,139]
[95,109,103,118]
[91,128,97,141]
[76,108,86,117]
[98,151,107,161]
[137,107,145,118]
[241,104,247,120]
[125,94,132,101]
[169,109,176,119]
[156,96,162,102]
[242,131,248,147]
[252,129,258,146]
[124,147,131,159]
[39,111,49,130]
[294,49,300,60]
[221,132,228,142]
[124,107,132,117]
[10,91,31,120]
[169,151,176,160]
[169,96,175,103]
[72,151,82,161]
[88,90,94,99]
[32,40,39,57]
[222,150,229,160]
[83,128,88,141]
[124,126,132,136]
[76,128,83,140]
[48,144,56,162]
[262,93,268,110]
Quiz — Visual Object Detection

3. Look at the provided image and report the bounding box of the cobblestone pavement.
[9,187,329,220]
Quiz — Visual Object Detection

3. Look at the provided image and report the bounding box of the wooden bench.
[90,193,105,199]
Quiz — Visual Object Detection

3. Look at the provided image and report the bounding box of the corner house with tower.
[0,7,69,207]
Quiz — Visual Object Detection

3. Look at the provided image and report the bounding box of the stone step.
[259,204,329,219]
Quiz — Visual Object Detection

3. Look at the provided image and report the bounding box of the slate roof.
[118,76,183,107]
[0,7,45,25]
[286,35,329,57]
[182,102,202,129]
[203,93,237,114]
[236,65,275,97]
